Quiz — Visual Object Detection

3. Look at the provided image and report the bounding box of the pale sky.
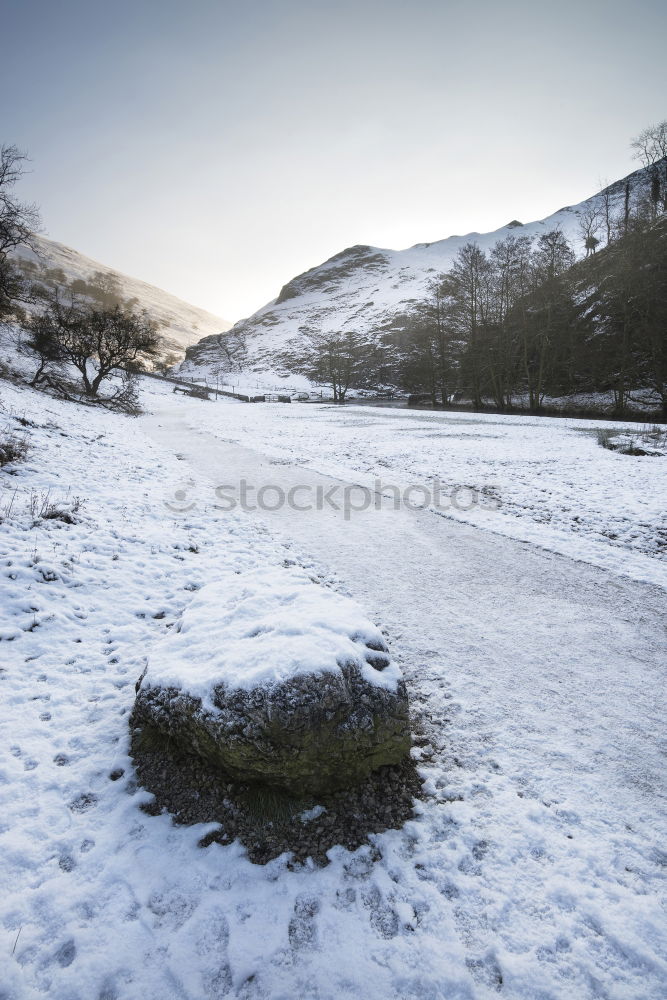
[3,0,666,322]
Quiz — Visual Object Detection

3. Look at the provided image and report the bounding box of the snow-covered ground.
[1,374,666,1000]
[154,392,667,588]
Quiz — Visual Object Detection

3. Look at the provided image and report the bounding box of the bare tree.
[308,330,366,402]
[0,145,40,255]
[486,234,533,408]
[631,120,667,166]
[0,256,25,319]
[410,276,459,405]
[518,230,575,410]
[578,204,602,256]
[27,295,163,398]
[89,270,123,307]
[631,120,667,214]
[449,242,491,408]
[0,145,41,317]
[597,179,613,246]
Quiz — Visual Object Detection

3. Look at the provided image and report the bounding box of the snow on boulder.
[131,567,411,795]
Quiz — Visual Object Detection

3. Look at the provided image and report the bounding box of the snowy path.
[140,404,667,999]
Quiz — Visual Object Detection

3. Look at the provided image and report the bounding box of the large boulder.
[131,568,411,796]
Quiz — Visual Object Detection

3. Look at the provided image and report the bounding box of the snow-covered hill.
[12,236,231,357]
[181,161,661,386]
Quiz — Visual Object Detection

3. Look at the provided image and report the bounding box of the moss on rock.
[130,654,411,796]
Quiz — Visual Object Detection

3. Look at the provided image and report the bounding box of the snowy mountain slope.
[182,161,661,382]
[11,235,231,357]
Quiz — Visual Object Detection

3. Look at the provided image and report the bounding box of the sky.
[2,0,666,323]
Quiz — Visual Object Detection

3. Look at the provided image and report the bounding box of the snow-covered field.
[158,393,667,589]
[1,373,666,1000]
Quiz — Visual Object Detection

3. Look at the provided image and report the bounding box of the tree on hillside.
[631,120,667,215]
[214,328,249,373]
[25,295,163,400]
[153,351,182,375]
[597,178,617,246]
[64,304,162,397]
[578,204,602,256]
[0,145,41,318]
[0,256,25,320]
[581,216,667,414]
[23,307,66,385]
[631,120,667,167]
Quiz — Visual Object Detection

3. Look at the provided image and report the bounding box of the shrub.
[595,424,666,456]
[596,427,618,450]
[0,431,29,467]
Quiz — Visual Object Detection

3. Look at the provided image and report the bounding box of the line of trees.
[399,158,666,415]
[399,229,579,411]
[297,205,665,415]
[296,128,666,416]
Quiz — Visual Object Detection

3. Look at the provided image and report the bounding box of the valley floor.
[161,388,667,586]
[1,378,666,999]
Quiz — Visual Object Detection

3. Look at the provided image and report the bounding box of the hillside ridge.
[12,235,231,357]
[181,160,662,382]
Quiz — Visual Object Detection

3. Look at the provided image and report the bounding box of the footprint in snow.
[194,907,229,955]
[193,908,232,999]
[68,792,98,813]
[334,887,357,910]
[202,965,233,999]
[466,954,503,991]
[54,939,76,968]
[98,979,120,1000]
[458,854,482,876]
[288,896,320,950]
[342,847,378,880]
[148,890,197,930]
[362,884,399,939]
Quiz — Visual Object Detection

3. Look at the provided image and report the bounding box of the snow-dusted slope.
[12,236,231,356]
[181,162,659,383]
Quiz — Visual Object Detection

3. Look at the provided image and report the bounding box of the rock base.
[130,726,422,866]
[130,657,411,796]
